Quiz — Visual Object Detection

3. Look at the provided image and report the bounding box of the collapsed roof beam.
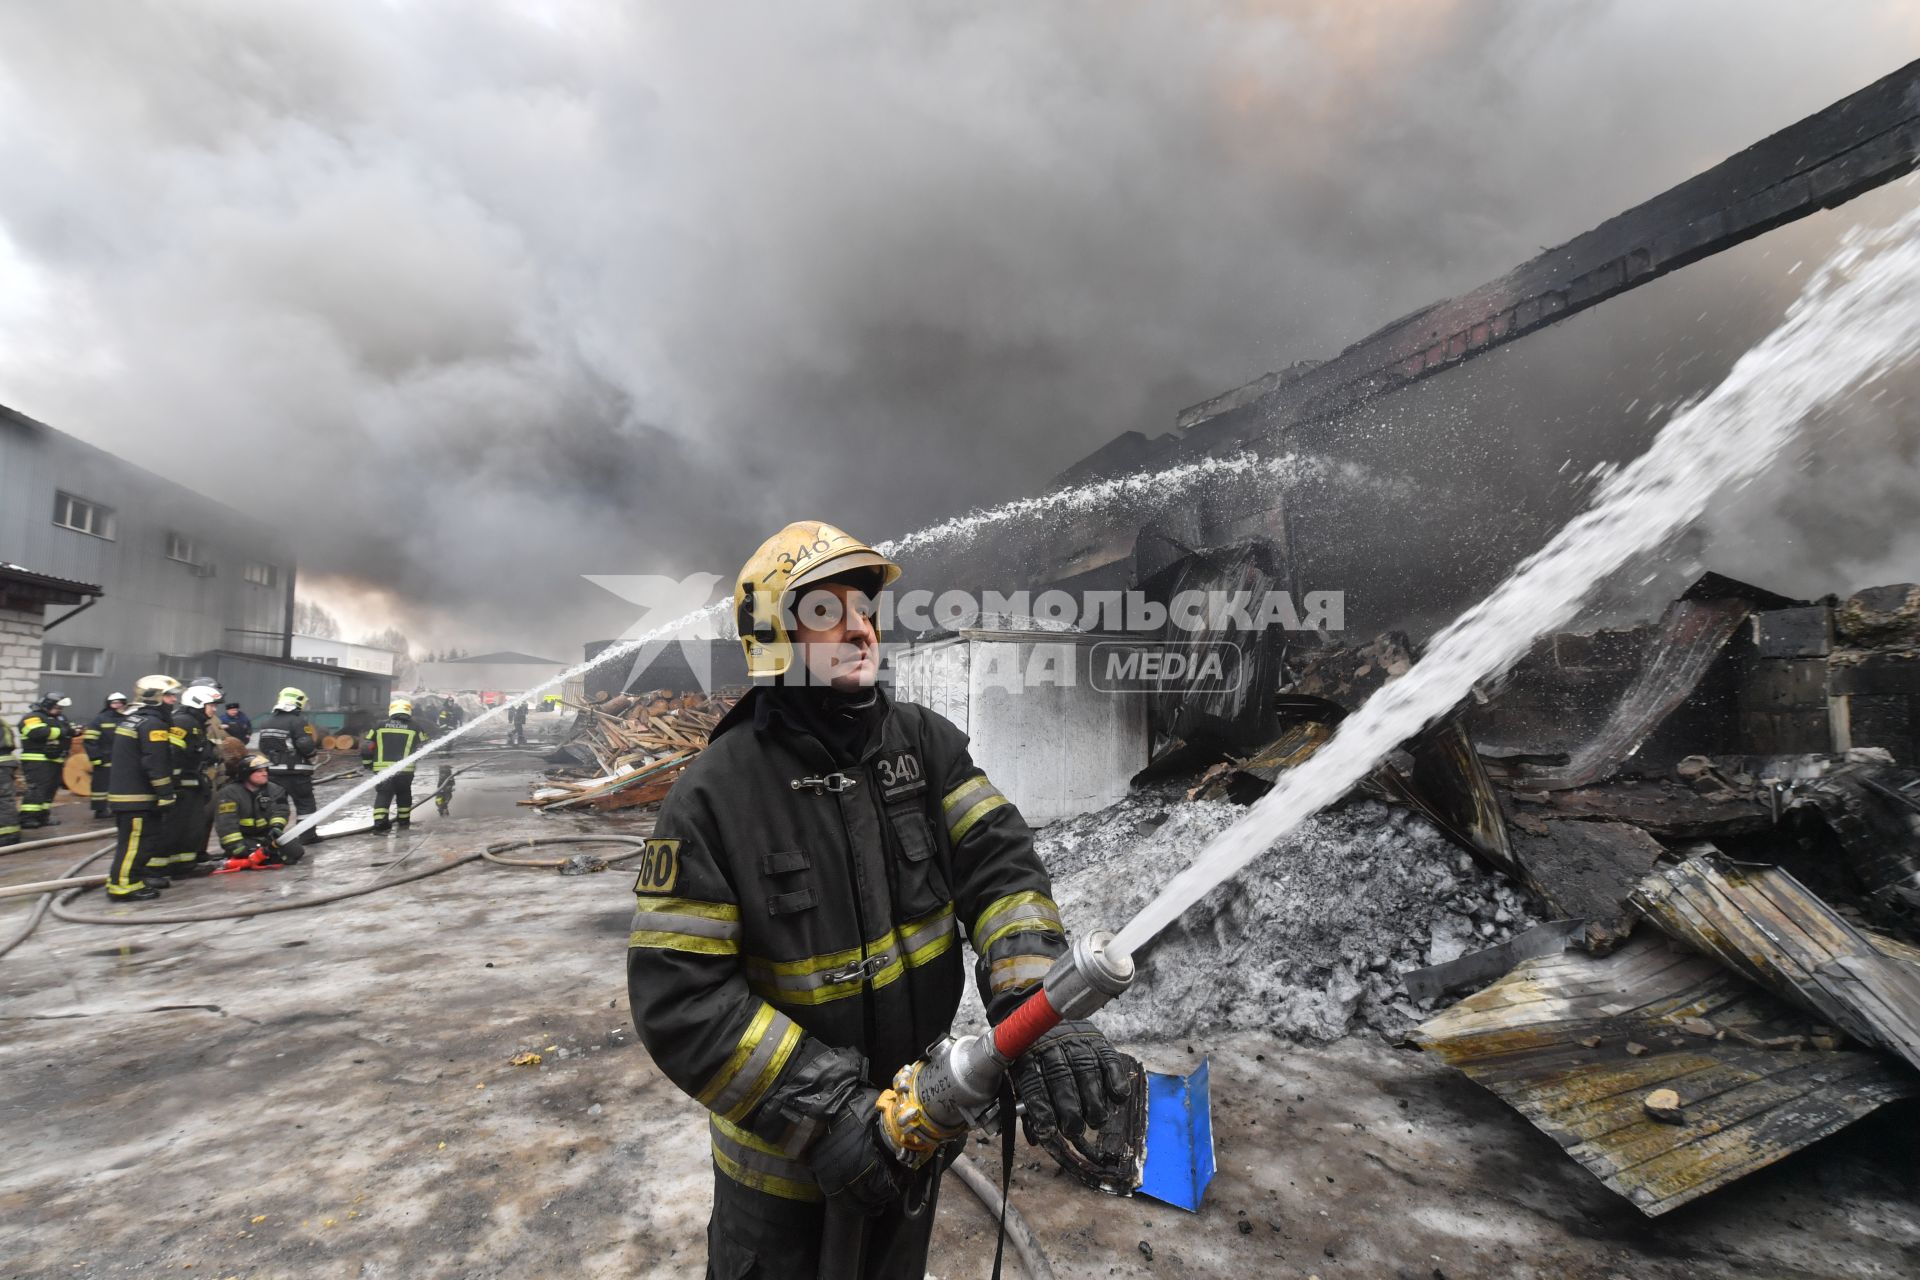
[1180,59,1920,447]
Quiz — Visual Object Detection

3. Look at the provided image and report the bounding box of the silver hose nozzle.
[1041,930,1136,1021]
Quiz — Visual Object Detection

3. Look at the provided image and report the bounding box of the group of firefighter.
[0,681,438,901]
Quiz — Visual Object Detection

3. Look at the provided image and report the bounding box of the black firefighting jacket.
[626,687,1068,1203]
[18,709,71,764]
[365,715,423,773]
[83,705,124,768]
[107,703,176,814]
[169,706,215,790]
[213,779,289,852]
[256,710,318,773]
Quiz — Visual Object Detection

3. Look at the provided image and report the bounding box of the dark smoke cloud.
[0,2,1912,651]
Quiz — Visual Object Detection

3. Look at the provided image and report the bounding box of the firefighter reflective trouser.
[0,768,18,844]
[373,772,413,825]
[108,812,157,896]
[704,1158,943,1280]
[20,759,59,826]
[271,771,316,821]
[164,782,214,868]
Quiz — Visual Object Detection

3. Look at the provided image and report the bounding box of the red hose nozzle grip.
[991,986,1061,1061]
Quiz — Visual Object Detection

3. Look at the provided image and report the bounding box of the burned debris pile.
[528,690,736,813]
[1045,567,1920,1217]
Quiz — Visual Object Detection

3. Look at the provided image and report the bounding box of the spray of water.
[1111,203,1920,958]
[281,450,1312,838]
[874,450,1322,560]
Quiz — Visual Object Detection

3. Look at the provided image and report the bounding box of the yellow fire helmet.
[733,521,901,679]
[389,699,413,717]
[135,674,183,702]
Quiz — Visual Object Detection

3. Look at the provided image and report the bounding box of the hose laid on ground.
[49,847,493,927]
[479,835,653,869]
[0,827,117,857]
[948,1153,1056,1280]
[0,843,111,961]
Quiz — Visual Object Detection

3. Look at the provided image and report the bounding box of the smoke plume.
[0,2,1913,650]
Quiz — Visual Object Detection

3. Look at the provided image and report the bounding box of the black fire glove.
[1009,1020,1132,1144]
[808,1085,911,1215]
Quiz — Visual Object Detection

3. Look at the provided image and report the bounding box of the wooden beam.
[1179,60,1920,448]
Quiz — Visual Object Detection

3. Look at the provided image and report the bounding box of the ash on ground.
[1034,785,1539,1042]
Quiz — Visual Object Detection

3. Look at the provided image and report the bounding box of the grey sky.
[0,2,1913,649]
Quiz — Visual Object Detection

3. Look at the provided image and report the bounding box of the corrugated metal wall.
[1,407,297,711]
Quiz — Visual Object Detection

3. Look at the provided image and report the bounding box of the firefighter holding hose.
[626,522,1130,1279]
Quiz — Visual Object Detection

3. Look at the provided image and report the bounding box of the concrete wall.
[0,606,42,720]
[894,634,1148,824]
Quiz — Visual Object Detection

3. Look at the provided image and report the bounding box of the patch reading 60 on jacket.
[633,838,681,893]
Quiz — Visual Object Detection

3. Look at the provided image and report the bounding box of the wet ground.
[3,738,1918,1278]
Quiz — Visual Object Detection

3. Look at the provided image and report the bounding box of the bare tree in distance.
[362,626,419,690]
[293,599,341,639]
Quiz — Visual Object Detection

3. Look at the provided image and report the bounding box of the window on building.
[41,644,103,676]
[158,654,196,681]
[165,532,202,565]
[344,683,360,705]
[244,562,280,587]
[53,491,116,539]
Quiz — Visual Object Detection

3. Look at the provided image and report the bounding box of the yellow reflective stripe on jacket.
[710,1115,822,1203]
[972,890,1063,953]
[742,903,956,1007]
[942,775,1009,844]
[695,1003,805,1122]
[988,953,1055,996]
[628,895,742,955]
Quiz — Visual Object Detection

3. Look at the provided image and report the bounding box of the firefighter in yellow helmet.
[363,699,424,831]
[625,522,1128,1278]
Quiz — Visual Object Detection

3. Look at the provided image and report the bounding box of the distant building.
[415,650,568,696]
[291,634,399,676]
[0,403,386,724]
[0,563,101,713]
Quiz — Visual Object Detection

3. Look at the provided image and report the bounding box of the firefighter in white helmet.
[625,522,1128,1277]
[83,692,131,819]
[160,680,224,876]
[256,687,322,834]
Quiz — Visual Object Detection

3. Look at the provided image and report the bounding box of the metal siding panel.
[2,407,296,701]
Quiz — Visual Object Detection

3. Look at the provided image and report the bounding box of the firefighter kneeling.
[211,753,304,872]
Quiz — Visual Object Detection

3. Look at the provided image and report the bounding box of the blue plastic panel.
[1137,1057,1215,1212]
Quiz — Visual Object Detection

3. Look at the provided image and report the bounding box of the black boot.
[146,874,172,889]
[107,887,162,901]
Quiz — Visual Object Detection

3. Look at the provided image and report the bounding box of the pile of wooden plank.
[527,690,736,813]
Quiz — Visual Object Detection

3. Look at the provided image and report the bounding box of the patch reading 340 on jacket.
[634,838,681,893]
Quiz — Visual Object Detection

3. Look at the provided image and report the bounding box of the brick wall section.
[0,606,43,725]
